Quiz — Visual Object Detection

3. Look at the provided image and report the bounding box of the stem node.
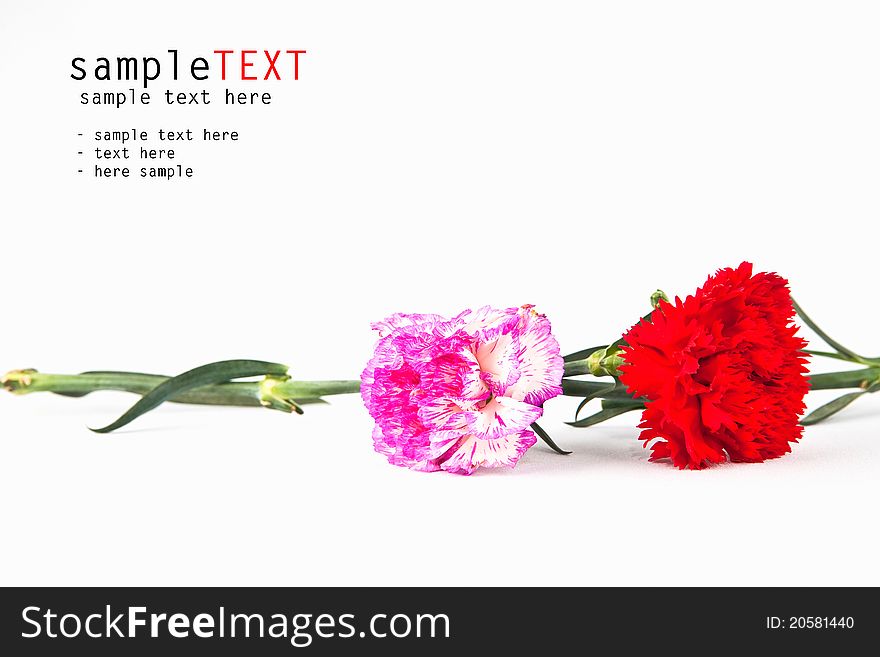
[1,369,38,393]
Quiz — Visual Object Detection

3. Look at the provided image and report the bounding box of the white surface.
[1,0,879,587]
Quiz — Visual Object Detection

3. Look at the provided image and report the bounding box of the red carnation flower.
[618,262,810,469]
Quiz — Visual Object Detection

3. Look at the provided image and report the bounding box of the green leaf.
[563,346,607,363]
[566,405,640,428]
[568,382,620,420]
[599,398,646,411]
[793,299,866,363]
[531,422,571,455]
[561,379,618,398]
[800,392,865,426]
[800,381,880,426]
[89,360,289,434]
[574,396,644,423]
[574,397,591,420]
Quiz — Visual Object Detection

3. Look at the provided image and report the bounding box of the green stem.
[808,367,880,391]
[2,370,262,406]
[563,359,592,377]
[274,379,362,398]
[8,364,877,418]
[562,367,880,395]
[1,369,361,409]
[803,349,856,364]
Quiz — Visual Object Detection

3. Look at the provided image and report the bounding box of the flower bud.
[586,346,625,377]
[651,289,669,309]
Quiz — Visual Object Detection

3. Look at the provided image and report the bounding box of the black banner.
[0,587,874,655]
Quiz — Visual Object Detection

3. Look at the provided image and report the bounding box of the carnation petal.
[501,308,564,406]
[371,313,445,337]
[363,305,562,474]
[463,396,543,439]
[435,429,538,475]
[621,262,810,470]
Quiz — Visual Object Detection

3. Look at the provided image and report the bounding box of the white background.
[1,0,879,586]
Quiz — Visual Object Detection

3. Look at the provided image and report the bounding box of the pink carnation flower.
[361,305,564,475]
